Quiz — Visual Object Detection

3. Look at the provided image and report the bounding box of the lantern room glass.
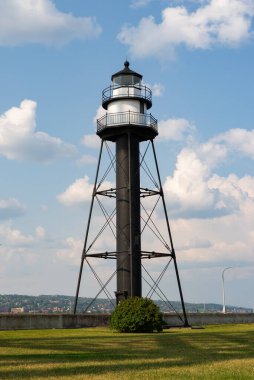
[113,74,141,86]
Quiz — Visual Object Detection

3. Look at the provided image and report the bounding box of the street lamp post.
[222,267,232,314]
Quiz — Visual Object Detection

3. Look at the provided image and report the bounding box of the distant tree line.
[0,294,251,314]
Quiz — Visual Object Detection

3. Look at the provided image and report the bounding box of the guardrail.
[97,111,157,133]
[102,84,152,104]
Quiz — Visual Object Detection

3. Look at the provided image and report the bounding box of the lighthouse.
[74,62,188,326]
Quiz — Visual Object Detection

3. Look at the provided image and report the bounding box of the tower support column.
[116,132,141,301]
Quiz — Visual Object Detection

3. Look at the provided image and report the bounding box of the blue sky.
[0,0,254,309]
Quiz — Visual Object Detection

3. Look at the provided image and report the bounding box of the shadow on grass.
[0,326,254,378]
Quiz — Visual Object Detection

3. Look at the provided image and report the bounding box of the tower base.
[73,138,189,327]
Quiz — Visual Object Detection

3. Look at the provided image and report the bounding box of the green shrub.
[110,297,163,333]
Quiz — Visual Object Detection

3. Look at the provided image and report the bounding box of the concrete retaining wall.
[0,313,109,330]
[0,313,253,330]
[163,312,254,327]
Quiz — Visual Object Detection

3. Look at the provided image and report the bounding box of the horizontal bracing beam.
[84,251,172,260]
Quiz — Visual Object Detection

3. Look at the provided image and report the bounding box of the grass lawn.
[0,324,254,379]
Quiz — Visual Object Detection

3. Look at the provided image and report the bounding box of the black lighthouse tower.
[74,62,188,326]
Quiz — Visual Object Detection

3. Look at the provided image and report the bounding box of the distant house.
[11,307,24,314]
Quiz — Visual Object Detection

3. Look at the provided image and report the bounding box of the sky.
[0,0,254,309]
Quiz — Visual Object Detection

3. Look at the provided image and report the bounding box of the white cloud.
[163,126,254,218]
[0,198,26,220]
[77,154,97,166]
[141,165,223,260]
[57,176,93,206]
[142,191,254,268]
[0,99,77,162]
[118,0,254,59]
[173,212,254,266]
[0,224,33,246]
[209,174,248,202]
[80,106,105,150]
[141,177,254,269]
[130,0,152,8]
[93,106,106,126]
[208,173,254,214]
[81,134,101,149]
[164,148,215,216]
[212,128,254,159]
[0,0,101,46]
[57,176,114,207]
[56,235,117,301]
[56,236,82,265]
[158,118,196,141]
[0,222,57,285]
[148,83,165,97]
[35,226,46,238]
[56,231,116,266]
[198,140,228,168]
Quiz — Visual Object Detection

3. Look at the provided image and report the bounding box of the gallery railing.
[97,111,157,133]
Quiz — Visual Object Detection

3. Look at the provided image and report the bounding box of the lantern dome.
[111,61,142,86]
